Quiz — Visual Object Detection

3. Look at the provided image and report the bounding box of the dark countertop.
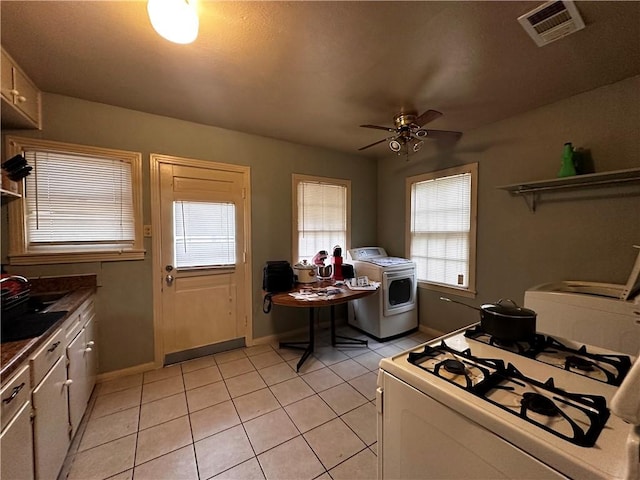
[1,275,97,384]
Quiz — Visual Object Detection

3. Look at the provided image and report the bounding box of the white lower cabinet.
[1,401,35,480]
[32,356,70,480]
[1,293,98,480]
[1,365,34,480]
[67,313,97,436]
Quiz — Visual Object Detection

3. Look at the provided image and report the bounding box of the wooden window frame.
[405,163,478,299]
[292,174,351,265]
[6,136,145,265]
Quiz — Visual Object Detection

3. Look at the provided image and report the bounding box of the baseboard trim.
[419,325,446,339]
[96,361,157,383]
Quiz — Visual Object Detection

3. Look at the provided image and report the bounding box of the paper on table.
[345,281,380,291]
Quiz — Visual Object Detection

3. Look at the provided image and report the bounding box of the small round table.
[269,282,378,371]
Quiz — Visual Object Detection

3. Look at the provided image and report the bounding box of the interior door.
[159,163,248,363]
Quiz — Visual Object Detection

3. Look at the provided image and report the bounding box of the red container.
[332,256,343,281]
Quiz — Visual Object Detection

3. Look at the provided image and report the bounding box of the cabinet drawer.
[80,297,95,323]
[0,365,30,431]
[63,297,94,343]
[30,329,64,387]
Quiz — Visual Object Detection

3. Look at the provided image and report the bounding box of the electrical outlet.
[143,225,152,237]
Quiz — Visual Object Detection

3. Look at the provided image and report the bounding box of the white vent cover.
[518,1,585,47]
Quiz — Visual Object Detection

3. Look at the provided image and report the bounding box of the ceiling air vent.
[518,1,585,47]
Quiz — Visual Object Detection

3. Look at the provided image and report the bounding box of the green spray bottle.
[558,142,576,177]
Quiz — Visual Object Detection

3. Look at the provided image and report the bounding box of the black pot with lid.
[441,297,537,341]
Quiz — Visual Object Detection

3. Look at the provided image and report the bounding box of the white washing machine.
[347,247,418,340]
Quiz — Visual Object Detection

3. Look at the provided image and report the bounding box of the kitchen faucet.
[0,275,29,285]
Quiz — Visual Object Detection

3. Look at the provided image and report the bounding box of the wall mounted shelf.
[0,187,21,198]
[498,167,640,212]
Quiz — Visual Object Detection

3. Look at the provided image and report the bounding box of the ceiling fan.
[358,109,462,155]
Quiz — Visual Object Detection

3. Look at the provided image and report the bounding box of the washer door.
[383,269,416,316]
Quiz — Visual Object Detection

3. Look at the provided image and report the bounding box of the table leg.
[279,307,315,372]
[330,305,368,348]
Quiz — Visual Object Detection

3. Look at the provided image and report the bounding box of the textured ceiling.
[2,1,639,157]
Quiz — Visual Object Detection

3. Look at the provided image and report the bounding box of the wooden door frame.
[150,154,253,367]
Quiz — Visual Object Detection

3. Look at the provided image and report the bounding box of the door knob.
[166,274,174,286]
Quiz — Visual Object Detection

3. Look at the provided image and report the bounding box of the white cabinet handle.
[86,341,95,347]
[17,95,26,102]
[9,89,19,95]
[63,379,73,387]
[85,347,93,353]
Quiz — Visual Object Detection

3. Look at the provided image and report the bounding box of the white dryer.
[347,247,418,340]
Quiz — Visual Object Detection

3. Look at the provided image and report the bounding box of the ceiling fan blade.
[425,129,463,140]
[415,109,443,127]
[360,124,396,132]
[358,137,389,151]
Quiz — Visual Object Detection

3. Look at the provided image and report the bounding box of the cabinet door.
[85,315,98,396]
[0,400,34,480]
[12,66,39,124]
[0,49,14,102]
[67,329,88,437]
[32,356,70,480]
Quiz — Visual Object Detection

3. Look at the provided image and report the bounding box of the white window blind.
[410,172,471,287]
[174,201,236,268]
[24,150,135,249]
[297,180,347,263]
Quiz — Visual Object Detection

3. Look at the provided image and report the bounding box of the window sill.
[417,281,477,299]
[9,249,146,265]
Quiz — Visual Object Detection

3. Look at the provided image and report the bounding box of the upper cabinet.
[1,46,42,130]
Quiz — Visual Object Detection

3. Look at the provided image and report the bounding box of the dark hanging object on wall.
[1,154,32,180]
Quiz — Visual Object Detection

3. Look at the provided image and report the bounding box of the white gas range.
[377,324,639,479]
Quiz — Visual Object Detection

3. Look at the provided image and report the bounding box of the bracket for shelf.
[519,192,538,213]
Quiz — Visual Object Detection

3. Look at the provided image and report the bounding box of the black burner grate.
[407,341,610,447]
[464,325,631,385]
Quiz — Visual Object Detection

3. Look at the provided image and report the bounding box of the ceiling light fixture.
[147,0,199,44]
[389,139,402,152]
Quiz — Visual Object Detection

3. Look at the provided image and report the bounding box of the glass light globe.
[148,0,199,44]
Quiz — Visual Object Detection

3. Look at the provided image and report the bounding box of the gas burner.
[521,392,560,417]
[442,359,466,375]
[464,325,545,355]
[407,341,503,389]
[538,338,631,386]
[478,364,610,447]
[565,355,594,372]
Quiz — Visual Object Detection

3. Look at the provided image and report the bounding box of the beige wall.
[378,75,640,334]
[1,93,378,373]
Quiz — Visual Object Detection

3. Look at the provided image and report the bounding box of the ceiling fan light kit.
[147,0,199,44]
[359,109,462,156]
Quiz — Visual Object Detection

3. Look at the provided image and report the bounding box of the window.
[173,201,236,268]
[292,174,351,264]
[6,136,144,264]
[406,163,478,297]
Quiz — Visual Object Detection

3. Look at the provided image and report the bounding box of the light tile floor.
[61,325,434,480]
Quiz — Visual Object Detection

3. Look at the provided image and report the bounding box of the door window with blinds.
[292,174,351,264]
[6,137,144,264]
[406,163,478,297]
[173,201,236,269]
